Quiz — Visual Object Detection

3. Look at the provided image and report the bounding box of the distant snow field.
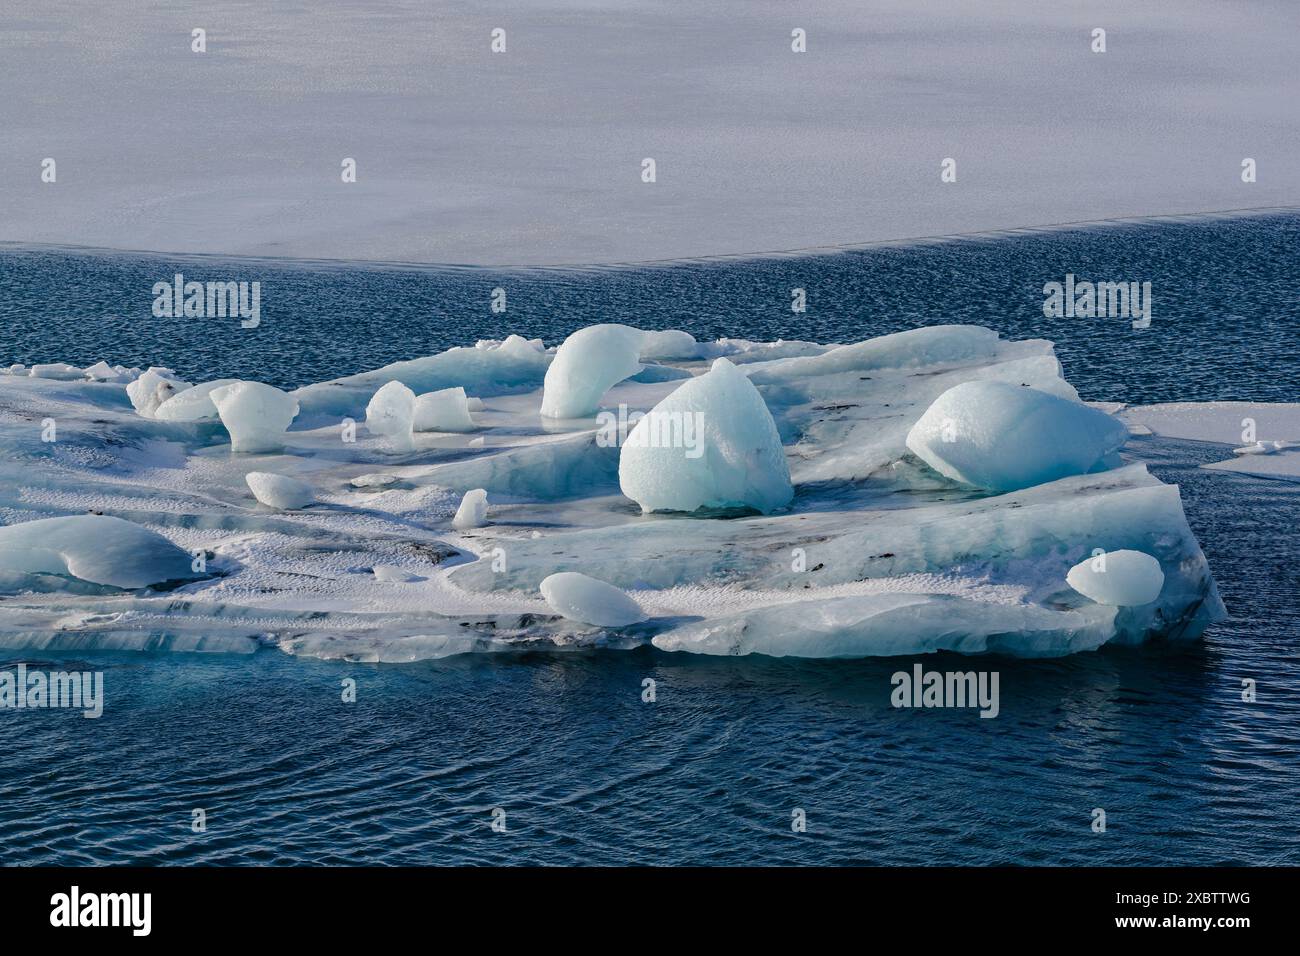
[1,0,1298,264]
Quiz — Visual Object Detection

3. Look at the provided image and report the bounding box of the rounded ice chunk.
[452,488,488,530]
[365,380,417,451]
[540,324,644,419]
[639,329,699,361]
[619,357,793,514]
[245,471,315,510]
[0,514,201,590]
[209,380,300,453]
[539,571,647,627]
[155,379,241,422]
[905,380,1128,492]
[127,367,193,417]
[413,386,475,432]
[1066,549,1165,606]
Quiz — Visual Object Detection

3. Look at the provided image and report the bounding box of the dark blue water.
[2,211,1298,402]
[1,214,1298,865]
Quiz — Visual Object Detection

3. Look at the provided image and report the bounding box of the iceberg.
[210,380,299,453]
[365,380,417,451]
[540,572,647,627]
[0,515,200,591]
[619,357,793,514]
[906,380,1128,492]
[0,323,1225,660]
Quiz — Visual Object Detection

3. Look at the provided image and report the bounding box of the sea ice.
[245,471,315,510]
[0,515,200,590]
[540,324,644,419]
[452,488,489,529]
[619,357,793,514]
[540,572,647,627]
[906,380,1128,491]
[1066,550,1165,606]
[413,386,475,432]
[365,380,417,451]
[208,380,299,453]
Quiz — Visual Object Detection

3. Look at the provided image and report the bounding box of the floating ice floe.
[365,380,417,451]
[413,386,475,432]
[1066,550,1165,607]
[0,323,1229,659]
[540,572,647,627]
[210,380,299,453]
[0,515,201,591]
[906,380,1128,492]
[619,357,793,514]
[245,472,315,510]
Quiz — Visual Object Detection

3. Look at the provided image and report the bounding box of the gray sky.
[1,0,1296,265]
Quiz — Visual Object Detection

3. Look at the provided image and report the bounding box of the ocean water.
[0,213,1298,865]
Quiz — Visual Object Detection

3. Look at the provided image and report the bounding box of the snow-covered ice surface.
[1,1,1298,265]
[0,326,1224,660]
[1121,402,1300,484]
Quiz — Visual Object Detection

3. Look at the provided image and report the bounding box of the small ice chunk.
[540,324,644,418]
[366,380,417,451]
[209,380,300,453]
[619,357,793,514]
[154,379,241,422]
[539,571,647,627]
[373,565,421,583]
[29,362,84,380]
[127,367,194,417]
[1066,550,1165,606]
[350,473,399,488]
[1233,440,1299,456]
[5,364,26,375]
[906,380,1128,492]
[413,386,475,432]
[82,361,130,383]
[467,396,485,411]
[639,329,700,361]
[452,488,488,529]
[0,514,200,590]
[245,471,315,510]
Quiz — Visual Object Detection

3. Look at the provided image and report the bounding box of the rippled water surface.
[0,214,1297,865]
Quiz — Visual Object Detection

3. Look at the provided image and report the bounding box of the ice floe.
[0,324,1228,659]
